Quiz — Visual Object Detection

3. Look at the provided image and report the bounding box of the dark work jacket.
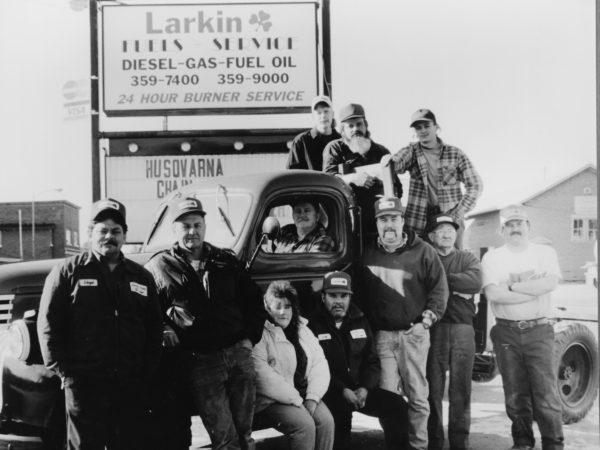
[308,302,380,396]
[37,251,163,381]
[145,242,266,353]
[286,127,341,170]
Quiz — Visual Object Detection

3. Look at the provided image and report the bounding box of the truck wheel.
[554,323,599,424]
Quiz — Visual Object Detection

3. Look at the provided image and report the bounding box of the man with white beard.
[323,103,401,240]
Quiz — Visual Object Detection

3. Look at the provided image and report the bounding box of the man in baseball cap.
[145,194,265,450]
[361,195,448,449]
[425,212,482,450]
[323,103,402,242]
[286,94,340,170]
[38,196,162,449]
[481,203,564,450]
[308,271,409,449]
[383,108,482,248]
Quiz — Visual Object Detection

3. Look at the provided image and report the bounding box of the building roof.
[467,164,596,219]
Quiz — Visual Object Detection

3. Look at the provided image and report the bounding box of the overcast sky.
[0,0,595,235]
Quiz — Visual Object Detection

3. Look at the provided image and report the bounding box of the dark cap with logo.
[374,197,404,218]
[322,271,353,294]
[91,198,127,228]
[170,197,206,222]
[426,213,459,233]
[339,103,366,122]
[410,108,437,127]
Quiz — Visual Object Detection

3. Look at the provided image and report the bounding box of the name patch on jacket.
[318,333,332,341]
[350,329,367,339]
[79,279,98,287]
[130,282,148,297]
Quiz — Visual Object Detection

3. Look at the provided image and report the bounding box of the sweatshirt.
[358,231,448,331]
[438,249,482,325]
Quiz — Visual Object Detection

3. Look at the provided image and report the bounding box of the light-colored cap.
[311,95,333,110]
[500,204,529,225]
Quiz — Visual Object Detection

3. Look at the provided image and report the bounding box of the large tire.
[554,322,599,424]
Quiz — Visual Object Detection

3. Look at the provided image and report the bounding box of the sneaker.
[510,445,534,450]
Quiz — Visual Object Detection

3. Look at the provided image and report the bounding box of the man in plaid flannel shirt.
[383,109,482,247]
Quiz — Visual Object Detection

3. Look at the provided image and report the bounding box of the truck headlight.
[5,320,30,361]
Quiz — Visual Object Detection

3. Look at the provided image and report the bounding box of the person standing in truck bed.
[286,95,341,171]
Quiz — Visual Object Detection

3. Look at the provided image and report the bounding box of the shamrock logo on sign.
[249,10,272,31]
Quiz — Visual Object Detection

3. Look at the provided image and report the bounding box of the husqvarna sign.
[100,3,319,115]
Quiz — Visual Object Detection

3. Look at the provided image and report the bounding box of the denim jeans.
[255,401,335,450]
[426,323,475,450]
[188,340,256,450]
[491,323,564,450]
[376,327,430,450]
[324,387,409,450]
[64,376,147,450]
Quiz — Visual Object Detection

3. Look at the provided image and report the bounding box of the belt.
[495,318,550,330]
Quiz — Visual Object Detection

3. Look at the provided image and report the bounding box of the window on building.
[66,229,72,246]
[73,231,79,246]
[571,216,597,242]
[588,219,597,240]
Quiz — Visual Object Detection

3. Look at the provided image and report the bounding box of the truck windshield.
[144,191,253,252]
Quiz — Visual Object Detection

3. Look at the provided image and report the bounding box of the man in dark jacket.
[358,197,448,450]
[308,271,408,450]
[37,198,163,450]
[286,95,341,170]
[425,213,482,450]
[145,196,265,450]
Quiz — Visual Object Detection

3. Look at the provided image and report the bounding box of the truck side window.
[262,196,337,254]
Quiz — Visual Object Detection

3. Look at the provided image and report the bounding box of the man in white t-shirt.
[481,205,564,450]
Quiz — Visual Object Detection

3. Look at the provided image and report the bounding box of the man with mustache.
[269,196,336,253]
[145,197,266,450]
[286,95,341,170]
[308,271,409,450]
[425,214,482,450]
[37,198,163,450]
[357,197,448,450]
[481,205,564,450]
[323,103,402,240]
[382,109,482,248]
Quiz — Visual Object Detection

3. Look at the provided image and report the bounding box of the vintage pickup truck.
[0,169,596,447]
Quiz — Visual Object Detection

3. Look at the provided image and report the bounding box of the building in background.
[0,201,80,263]
[465,165,597,282]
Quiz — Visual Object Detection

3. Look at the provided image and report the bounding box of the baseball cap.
[410,108,437,127]
[426,213,459,233]
[311,95,333,111]
[374,197,404,218]
[339,103,366,122]
[322,271,353,294]
[91,198,126,228]
[500,204,529,225]
[170,197,206,222]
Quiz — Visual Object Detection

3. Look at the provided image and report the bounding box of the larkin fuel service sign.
[100,3,319,115]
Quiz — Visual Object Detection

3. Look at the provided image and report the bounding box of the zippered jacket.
[37,251,163,381]
[308,302,380,395]
[145,242,266,353]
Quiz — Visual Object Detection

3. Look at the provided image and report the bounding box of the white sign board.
[106,153,287,242]
[100,3,318,115]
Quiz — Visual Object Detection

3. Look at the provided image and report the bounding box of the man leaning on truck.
[37,198,163,450]
[145,196,266,450]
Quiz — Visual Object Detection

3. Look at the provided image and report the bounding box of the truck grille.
[0,295,14,325]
